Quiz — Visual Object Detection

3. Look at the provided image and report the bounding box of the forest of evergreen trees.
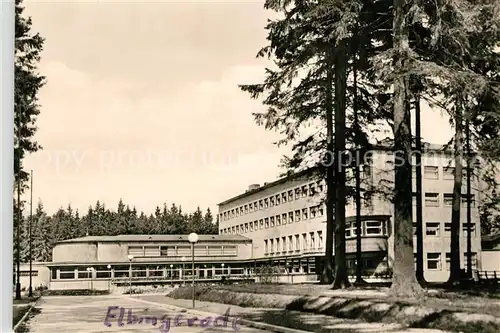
[19,199,218,263]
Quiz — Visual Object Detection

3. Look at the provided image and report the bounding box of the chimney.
[247,184,260,192]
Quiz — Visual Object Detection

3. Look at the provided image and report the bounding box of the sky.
[21,0,454,216]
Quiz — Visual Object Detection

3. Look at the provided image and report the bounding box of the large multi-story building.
[17,144,489,291]
[217,144,484,282]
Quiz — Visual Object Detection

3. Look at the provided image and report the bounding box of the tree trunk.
[332,39,349,289]
[415,94,426,285]
[389,0,424,298]
[321,50,335,284]
[448,101,463,285]
[465,116,472,277]
[353,44,365,285]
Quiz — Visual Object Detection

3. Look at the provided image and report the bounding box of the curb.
[125,296,313,333]
[13,297,40,332]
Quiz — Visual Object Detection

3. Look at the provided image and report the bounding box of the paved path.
[24,295,271,333]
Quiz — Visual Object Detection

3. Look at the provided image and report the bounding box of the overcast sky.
[22,0,453,215]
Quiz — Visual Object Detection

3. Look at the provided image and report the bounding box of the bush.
[42,289,110,296]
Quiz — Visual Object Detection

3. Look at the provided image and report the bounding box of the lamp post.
[127,255,134,295]
[107,265,112,292]
[188,233,198,308]
[86,267,94,291]
[169,264,173,284]
[28,170,33,298]
[181,256,186,285]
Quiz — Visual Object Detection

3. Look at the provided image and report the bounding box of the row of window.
[264,231,324,254]
[413,193,475,207]
[345,220,387,238]
[412,166,475,181]
[127,245,238,257]
[219,181,325,222]
[421,252,477,271]
[413,222,476,237]
[220,205,325,235]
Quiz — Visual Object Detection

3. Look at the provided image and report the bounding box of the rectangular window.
[231,226,235,233]
[295,235,300,250]
[282,192,287,203]
[295,210,301,222]
[427,253,441,270]
[443,166,455,180]
[310,232,315,249]
[289,212,294,223]
[445,253,451,271]
[317,231,323,248]
[264,198,269,208]
[276,215,281,226]
[366,221,383,235]
[249,222,253,232]
[259,219,264,229]
[265,218,269,229]
[425,222,440,236]
[444,223,451,233]
[444,193,453,206]
[244,205,248,213]
[302,208,308,220]
[269,239,274,253]
[282,237,286,251]
[259,200,263,209]
[425,193,440,207]
[318,205,324,217]
[254,221,258,230]
[276,238,280,252]
[264,240,268,254]
[463,252,477,270]
[302,185,308,197]
[424,166,439,179]
[144,246,160,257]
[288,236,293,251]
[309,183,316,195]
[310,206,317,218]
[295,188,301,200]
[461,194,475,207]
[463,223,476,237]
[270,196,275,207]
[270,216,275,227]
[245,223,249,232]
[236,225,240,233]
[249,204,253,213]
[275,194,281,205]
[254,202,258,210]
[302,233,308,250]
[288,190,294,201]
[128,246,144,257]
[282,213,287,224]
[317,182,324,193]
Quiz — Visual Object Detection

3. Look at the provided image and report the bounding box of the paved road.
[24,295,272,333]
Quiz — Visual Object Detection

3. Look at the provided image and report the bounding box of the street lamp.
[127,255,134,295]
[86,267,94,291]
[107,265,112,292]
[181,256,186,285]
[188,233,198,309]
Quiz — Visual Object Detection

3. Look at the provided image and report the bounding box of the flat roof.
[56,234,251,244]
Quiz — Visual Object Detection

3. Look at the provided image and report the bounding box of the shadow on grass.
[238,308,361,333]
[410,309,500,333]
[15,307,41,333]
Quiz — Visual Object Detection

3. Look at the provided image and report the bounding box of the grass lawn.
[13,297,39,305]
[13,305,30,327]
